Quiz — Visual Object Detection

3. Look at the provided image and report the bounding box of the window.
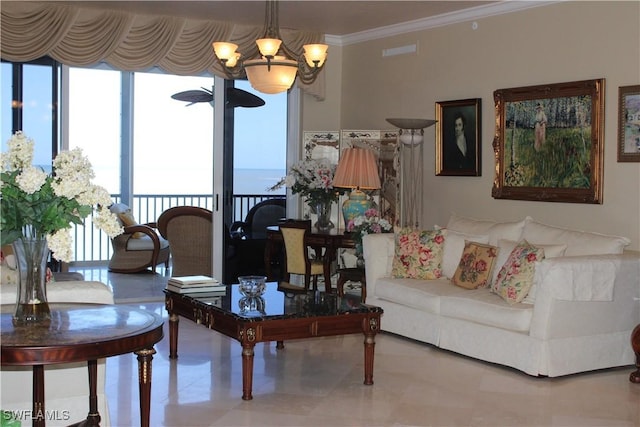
[1,59,57,172]
[67,67,121,193]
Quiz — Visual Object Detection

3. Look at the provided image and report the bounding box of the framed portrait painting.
[492,79,605,204]
[618,85,640,162]
[435,98,481,176]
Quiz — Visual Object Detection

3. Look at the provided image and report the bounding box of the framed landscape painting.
[618,85,640,162]
[492,79,605,204]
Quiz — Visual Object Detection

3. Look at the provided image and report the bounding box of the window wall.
[3,59,289,268]
[1,59,57,172]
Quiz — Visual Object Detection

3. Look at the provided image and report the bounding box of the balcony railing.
[71,193,285,264]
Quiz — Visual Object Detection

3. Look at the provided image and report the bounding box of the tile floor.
[71,266,640,427]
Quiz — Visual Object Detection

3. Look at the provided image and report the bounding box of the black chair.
[230,199,286,240]
[229,199,286,278]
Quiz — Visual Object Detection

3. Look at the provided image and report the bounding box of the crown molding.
[325,1,560,47]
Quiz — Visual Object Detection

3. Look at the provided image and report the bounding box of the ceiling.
[53,1,501,36]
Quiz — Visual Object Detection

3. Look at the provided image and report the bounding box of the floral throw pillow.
[451,242,499,289]
[491,240,545,304]
[392,228,445,279]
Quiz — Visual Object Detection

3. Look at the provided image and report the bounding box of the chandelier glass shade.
[212,0,328,94]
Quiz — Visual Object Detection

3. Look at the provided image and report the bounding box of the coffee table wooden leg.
[169,313,179,359]
[363,316,379,385]
[363,333,375,385]
[33,365,45,427]
[241,342,256,400]
[135,348,156,427]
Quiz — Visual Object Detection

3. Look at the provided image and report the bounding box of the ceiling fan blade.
[171,87,264,108]
[227,87,265,108]
[171,90,213,103]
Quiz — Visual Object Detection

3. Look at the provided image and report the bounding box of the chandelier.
[211,0,328,94]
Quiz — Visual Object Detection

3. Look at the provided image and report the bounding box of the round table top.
[1,303,164,366]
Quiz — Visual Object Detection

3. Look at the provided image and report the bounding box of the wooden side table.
[631,323,640,383]
[1,304,163,427]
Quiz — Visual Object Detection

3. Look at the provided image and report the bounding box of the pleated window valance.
[1,2,325,98]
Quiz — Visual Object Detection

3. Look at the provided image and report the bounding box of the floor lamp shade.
[333,148,381,226]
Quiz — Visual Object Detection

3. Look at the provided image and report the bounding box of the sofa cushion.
[440,288,533,332]
[492,240,545,304]
[375,276,463,314]
[446,213,526,246]
[0,246,18,286]
[451,241,499,289]
[392,228,445,279]
[0,280,114,305]
[441,229,490,279]
[522,217,630,256]
[126,234,169,251]
[492,239,567,287]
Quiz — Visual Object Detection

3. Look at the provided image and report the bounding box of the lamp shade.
[333,148,381,227]
[333,148,381,190]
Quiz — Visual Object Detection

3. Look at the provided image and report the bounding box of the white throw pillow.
[446,212,526,246]
[522,218,629,256]
[441,229,490,279]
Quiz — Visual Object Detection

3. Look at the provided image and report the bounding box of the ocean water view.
[234,168,286,195]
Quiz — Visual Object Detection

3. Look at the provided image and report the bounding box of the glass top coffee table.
[164,282,383,400]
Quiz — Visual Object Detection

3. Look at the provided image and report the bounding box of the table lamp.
[333,147,381,227]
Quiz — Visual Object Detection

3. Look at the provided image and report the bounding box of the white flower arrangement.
[0,131,123,262]
[269,158,345,206]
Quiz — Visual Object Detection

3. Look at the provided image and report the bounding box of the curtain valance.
[1,2,325,98]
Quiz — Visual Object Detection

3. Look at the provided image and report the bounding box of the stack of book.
[165,275,226,296]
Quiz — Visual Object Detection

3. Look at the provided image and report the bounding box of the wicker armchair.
[108,203,170,273]
[158,206,212,278]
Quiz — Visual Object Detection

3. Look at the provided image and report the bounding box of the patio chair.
[108,203,170,273]
[157,206,213,278]
[229,199,286,277]
[230,198,286,240]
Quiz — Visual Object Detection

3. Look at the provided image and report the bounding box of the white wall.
[303,1,640,250]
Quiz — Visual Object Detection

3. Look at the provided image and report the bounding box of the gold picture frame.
[492,79,605,204]
[435,98,481,176]
[618,85,640,162]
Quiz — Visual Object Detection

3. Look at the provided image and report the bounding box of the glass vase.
[314,201,334,231]
[12,238,51,326]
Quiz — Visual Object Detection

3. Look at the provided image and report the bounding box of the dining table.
[264,225,356,292]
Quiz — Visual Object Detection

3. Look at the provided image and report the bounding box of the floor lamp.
[386,118,436,228]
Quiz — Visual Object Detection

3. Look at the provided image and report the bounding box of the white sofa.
[363,214,640,377]
[0,280,113,426]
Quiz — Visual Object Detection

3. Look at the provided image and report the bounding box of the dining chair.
[279,220,327,291]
